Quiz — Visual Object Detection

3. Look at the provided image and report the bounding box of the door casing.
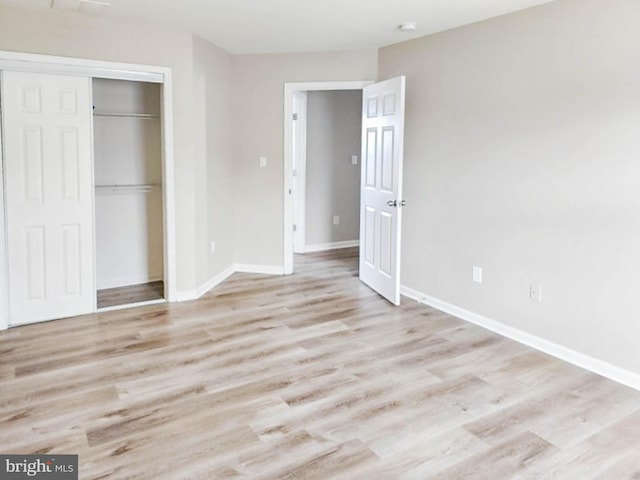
[283,81,373,274]
[292,91,307,254]
[0,50,177,329]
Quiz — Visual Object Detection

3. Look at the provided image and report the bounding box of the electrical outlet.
[530,284,542,302]
[333,215,340,226]
[210,241,216,253]
[259,156,267,168]
[472,266,482,284]
[351,155,358,165]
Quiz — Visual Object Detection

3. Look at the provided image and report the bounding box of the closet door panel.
[2,71,95,326]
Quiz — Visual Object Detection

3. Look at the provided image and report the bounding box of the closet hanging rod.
[95,184,161,195]
[93,112,160,119]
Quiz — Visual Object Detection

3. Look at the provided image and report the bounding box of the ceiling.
[0,0,555,54]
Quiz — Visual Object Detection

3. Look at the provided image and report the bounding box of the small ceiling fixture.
[398,22,417,32]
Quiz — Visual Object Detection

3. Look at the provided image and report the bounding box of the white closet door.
[1,71,95,326]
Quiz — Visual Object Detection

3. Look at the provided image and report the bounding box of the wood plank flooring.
[97,281,164,309]
[2,247,640,479]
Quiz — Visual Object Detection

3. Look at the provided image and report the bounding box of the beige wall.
[379,0,640,374]
[0,6,233,293]
[305,90,362,247]
[0,6,376,286]
[0,5,374,286]
[192,36,234,287]
[5,0,638,381]
[231,50,377,266]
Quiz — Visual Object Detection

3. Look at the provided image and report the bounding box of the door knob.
[387,200,397,207]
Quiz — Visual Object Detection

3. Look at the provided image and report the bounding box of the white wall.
[231,50,377,267]
[379,0,640,375]
[305,90,362,248]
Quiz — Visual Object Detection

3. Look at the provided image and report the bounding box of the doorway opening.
[284,81,372,274]
[93,78,165,309]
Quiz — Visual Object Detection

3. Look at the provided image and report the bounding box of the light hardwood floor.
[97,281,165,309]
[1,248,640,479]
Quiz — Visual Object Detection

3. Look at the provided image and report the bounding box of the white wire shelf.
[93,112,160,119]
[95,184,161,195]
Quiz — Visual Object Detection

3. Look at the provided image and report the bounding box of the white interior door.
[359,76,406,305]
[1,71,95,326]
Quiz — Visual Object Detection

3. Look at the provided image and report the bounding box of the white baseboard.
[305,240,359,253]
[175,288,199,302]
[196,265,236,298]
[176,263,284,301]
[175,265,236,302]
[234,264,285,275]
[400,285,640,392]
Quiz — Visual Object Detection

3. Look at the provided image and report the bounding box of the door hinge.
[293,113,298,121]
[293,224,297,232]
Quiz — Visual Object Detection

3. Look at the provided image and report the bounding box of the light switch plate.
[472,266,482,284]
[351,155,358,165]
[259,156,267,168]
[530,284,542,302]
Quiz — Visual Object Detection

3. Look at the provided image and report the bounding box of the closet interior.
[92,78,164,308]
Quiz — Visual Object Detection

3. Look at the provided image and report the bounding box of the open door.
[359,76,406,305]
[1,71,95,326]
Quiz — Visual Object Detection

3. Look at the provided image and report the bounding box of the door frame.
[283,80,373,274]
[291,90,307,254]
[0,50,177,329]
